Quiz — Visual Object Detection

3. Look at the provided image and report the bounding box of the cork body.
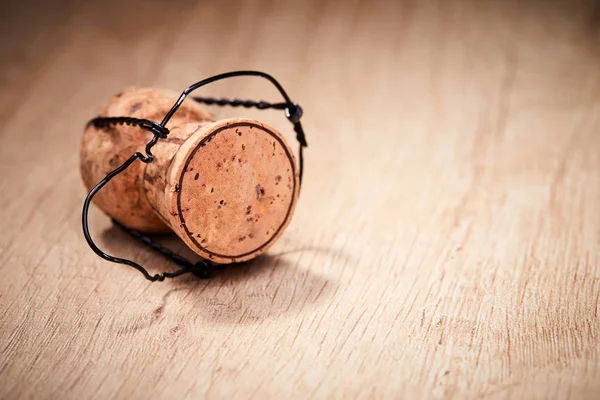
[80,87,214,232]
[81,88,299,263]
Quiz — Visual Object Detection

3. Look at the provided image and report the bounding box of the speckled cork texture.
[146,119,299,263]
[81,90,299,264]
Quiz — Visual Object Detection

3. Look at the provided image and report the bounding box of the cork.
[81,88,300,264]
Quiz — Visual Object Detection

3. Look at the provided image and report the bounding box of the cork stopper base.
[144,118,299,264]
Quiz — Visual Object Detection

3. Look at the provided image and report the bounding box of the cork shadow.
[101,225,337,327]
[179,254,334,327]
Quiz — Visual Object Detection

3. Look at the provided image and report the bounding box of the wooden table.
[1,0,599,398]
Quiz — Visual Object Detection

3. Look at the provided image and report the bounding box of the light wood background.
[1,0,600,398]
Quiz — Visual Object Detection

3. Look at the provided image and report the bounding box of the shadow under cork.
[100,224,338,327]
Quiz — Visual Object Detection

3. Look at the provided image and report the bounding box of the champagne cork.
[81,88,299,264]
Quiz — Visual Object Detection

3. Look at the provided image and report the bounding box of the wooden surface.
[1,0,600,398]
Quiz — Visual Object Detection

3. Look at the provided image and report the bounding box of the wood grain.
[1,0,599,399]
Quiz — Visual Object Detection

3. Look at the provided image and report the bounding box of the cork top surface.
[172,119,299,263]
